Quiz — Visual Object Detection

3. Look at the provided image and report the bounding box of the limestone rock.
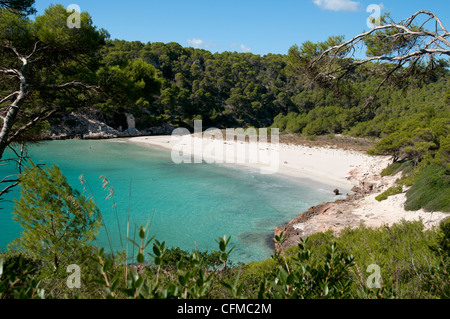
[274,201,344,252]
[48,112,124,140]
[47,111,175,140]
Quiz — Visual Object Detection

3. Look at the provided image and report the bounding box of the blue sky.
[33,0,450,56]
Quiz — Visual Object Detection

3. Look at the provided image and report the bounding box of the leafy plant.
[10,161,101,270]
[404,165,450,212]
[375,185,403,202]
[0,253,44,299]
[259,238,355,299]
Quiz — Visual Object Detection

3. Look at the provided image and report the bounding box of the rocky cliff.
[47,111,174,140]
[273,196,364,252]
[273,156,394,252]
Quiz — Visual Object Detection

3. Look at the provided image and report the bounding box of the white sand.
[128,135,379,190]
[127,135,448,231]
[350,191,448,229]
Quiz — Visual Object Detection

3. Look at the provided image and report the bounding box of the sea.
[0,139,337,264]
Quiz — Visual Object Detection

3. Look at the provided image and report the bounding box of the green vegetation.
[9,162,101,270]
[96,40,296,129]
[375,186,403,202]
[0,0,36,15]
[404,165,450,212]
[380,161,414,177]
[1,3,449,212]
[1,1,449,300]
[2,212,449,299]
[369,107,450,212]
[1,162,448,299]
[94,34,450,214]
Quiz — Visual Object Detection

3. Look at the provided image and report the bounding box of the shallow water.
[0,140,336,264]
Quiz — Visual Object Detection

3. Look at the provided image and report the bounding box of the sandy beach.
[128,134,377,190]
[127,134,448,249]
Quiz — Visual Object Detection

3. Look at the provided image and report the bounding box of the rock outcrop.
[48,112,124,140]
[273,156,394,253]
[273,199,360,252]
[47,111,174,140]
[124,113,139,136]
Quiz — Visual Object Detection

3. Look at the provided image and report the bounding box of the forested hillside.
[96,40,296,130]
[94,39,450,214]
[1,4,449,209]
[1,2,449,301]
[95,39,449,137]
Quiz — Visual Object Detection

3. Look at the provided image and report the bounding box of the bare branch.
[0,91,20,105]
[0,68,20,77]
[312,11,449,71]
[0,174,18,183]
[3,41,27,64]
[7,143,25,161]
[352,48,449,66]
[0,143,27,198]
[33,81,100,93]
[26,41,40,60]
[7,109,57,145]
[305,10,449,101]
[405,10,448,33]
[0,181,19,198]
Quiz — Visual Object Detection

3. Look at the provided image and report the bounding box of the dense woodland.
[95,39,450,136]
[72,36,450,215]
[0,2,449,300]
[91,34,450,213]
[95,40,302,129]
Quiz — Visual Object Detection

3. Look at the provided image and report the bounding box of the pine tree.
[10,161,101,270]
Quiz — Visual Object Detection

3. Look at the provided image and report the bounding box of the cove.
[0,139,336,264]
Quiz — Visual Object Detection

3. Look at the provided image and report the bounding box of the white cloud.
[240,44,251,53]
[313,0,361,12]
[187,38,204,48]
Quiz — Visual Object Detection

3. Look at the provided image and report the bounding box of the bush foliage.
[1,3,449,300]
[2,215,449,299]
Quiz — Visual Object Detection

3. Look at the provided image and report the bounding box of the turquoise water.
[0,140,336,264]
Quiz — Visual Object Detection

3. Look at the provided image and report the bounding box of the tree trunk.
[0,58,29,159]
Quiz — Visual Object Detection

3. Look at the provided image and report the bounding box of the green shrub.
[161,247,227,270]
[375,186,403,202]
[285,119,303,134]
[381,161,414,177]
[307,220,442,298]
[422,217,450,298]
[405,164,450,212]
[10,161,101,271]
[0,252,43,299]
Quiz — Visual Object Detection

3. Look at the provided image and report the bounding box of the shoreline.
[126,135,376,191]
[124,135,449,251]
